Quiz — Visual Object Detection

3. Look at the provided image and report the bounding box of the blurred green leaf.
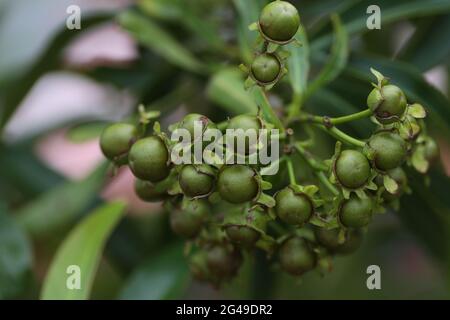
[207,68,257,115]
[233,0,262,63]
[0,204,32,299]
[66,122,107,143]
[311,0,450,51]
[347,55,450,139]
[138,0,224,50]
[119,242,190,300]
[118,10,206,74]
[399,14,450,71]
[15,164,107,237]
[306,15,348,100]
[0,13,112,132]
[287,24,310,106]
[41,201,126,300]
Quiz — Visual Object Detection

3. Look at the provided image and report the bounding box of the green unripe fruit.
[382,167,408,201]
[100,123,137,163]
[128,136,170,182]
[206,245,243,278]
[179,113,216,141]
[339,195,373,228]
[314,227,363,254]
[424,138,439,162]
[170,199,209,239]
[217,165,259,204]
[225,225,260,248]
[226,114,263,155]
[251,53,281,84]
[279,237,317,276]
[334,150,371,189]
[259,1,300,43]
[368,132,407,171]
[367,84,407,124]
[274,187,313,225]
[179,164,215,198]
[134,179,167,202]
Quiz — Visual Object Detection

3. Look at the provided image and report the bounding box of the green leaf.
[66,122,107,143]
[383,174,399,194]
[119,243,190,300]
[40,202,126,300]
[0,204,32,299]
[15,164,108,237]
[311,0,450,52]
[118,10,206,74]
[206,68,257,115]
[0,13,112,131]
[286,25,310,105]
[232,0,261,63]
[305,15,348,100]
[399,14,450,71]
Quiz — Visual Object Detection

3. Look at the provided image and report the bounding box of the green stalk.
[252,87,285,133]
[294,143,339,196]
[315,124,366,148]
[295,108,372,126]
[286,158,297,185]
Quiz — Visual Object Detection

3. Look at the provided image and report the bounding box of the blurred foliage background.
[1,0,450,300]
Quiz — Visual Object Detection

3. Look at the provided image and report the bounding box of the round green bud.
[178,113,216,141]
[274,187,313,225]
[206,245,243,278]
[188,251,210,282]
[100,123,137,163]
[367,84,407,124]
[334,150,371,189]
[279,237,317,276]
[338,195,373,228]
[179,164,215,198]
[259,1,300,43]
[170,199,209,239]
[217,165,259,204]
[134,179,167,202]
[225,225,260,248]
[314,227,363,254]
[368,132,407,171]
[251,53,281,84]
[226,114,263,155]
[128,136,170,182]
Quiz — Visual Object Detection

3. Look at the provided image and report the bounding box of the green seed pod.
[279,237,317,276]
[338,195,373,228]
[128,136,170,182]
[368,132,407,171]
[382,167,408,201]
[314,227,363,255]
[259,1,300,44]
[334,150,371,189]
[274,187,313,225]
[206,245,243,279]
[251,53,282,85]
[217,165,259,204]
[367,84,407,124]
[225,225,261,248]
[170,199,209,239]
[134,178,167,202]
[178,113,216,141]
[99,123,137,163]
[179,164,215,198]
[424,138,439,162]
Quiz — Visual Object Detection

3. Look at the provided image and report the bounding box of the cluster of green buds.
[98,1,440,285]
